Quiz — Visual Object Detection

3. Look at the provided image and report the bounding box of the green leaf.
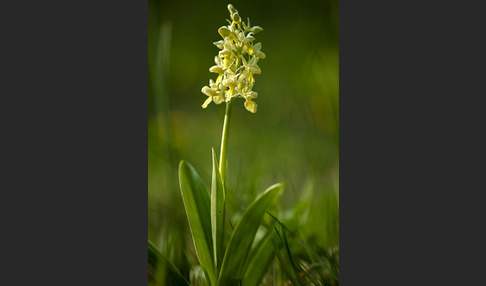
[179,160,216,285]
[242,230,276,286]
[211,149,225,273]
[148,240,190,286]
[218,183,283,286]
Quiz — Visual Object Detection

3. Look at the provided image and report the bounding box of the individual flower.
[239,86,258,113]
[201,79,224,108]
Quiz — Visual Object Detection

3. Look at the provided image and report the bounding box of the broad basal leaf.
[242,230,276,286]
[179,160,216,285]
[218,183,283,285]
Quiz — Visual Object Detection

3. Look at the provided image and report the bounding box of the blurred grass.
[149,0,338,284]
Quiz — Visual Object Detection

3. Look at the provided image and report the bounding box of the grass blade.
[211,149,225,273]
[280,225,303,284]
[218,183,283,286]
[272,228,299,286]
[179,160,216,285]
[148,240,190,286]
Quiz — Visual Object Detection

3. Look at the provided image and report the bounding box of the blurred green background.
[149,0,338,283]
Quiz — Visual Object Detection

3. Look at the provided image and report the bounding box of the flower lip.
[244,100,257,113]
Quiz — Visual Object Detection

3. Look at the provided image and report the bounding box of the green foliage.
[210,149,225,272]
[180,157,284,286]
[269,211,340,285]
[218,183,282,285]
[148,240,190,286]
[242,230,277,286]
[178,161,215,285]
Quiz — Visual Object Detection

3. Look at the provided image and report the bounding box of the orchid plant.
[176,5,283,286]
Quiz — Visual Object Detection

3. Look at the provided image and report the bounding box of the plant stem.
[219,101,232,183]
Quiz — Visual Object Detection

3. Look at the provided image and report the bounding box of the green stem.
[219,101,232,183]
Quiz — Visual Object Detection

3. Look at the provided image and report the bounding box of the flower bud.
[227,4,238,15]
[251,26,263,34]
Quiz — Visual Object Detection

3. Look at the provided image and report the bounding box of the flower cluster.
[201,4,265,113]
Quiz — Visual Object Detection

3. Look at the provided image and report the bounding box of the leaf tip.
[265,182,284,193]
[211,148,219,169]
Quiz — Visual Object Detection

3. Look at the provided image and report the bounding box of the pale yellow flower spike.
[201,4,264,113]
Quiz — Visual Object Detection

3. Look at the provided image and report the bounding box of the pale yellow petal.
[201,86,211,96]
[215,56,222,66]
[218,26,231,38]
[213,40,224,49]
[247,91,258,99]
[219,49,232,57]
[252,42,262,52]
[250,65,261,74]
[209,65,223,74]
[245,35,255,43]
[202,97,212,108]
